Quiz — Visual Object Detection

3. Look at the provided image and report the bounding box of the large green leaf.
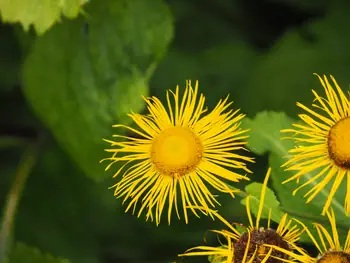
[240,112,294,155]
[242,111,350,242]
[22,0,174,181]
[6,243,70,263]
[0,0,88,35]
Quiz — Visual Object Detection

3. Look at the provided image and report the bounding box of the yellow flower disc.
[317,251,350,263]
[281,74,350,215]
[103,80,254,225]
[328,117,350,168]
[151,127,203,178]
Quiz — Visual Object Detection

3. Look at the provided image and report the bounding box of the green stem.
[0,137,43,262]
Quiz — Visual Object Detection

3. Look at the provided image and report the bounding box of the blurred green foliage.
[1,0,350,263]
[6,243,70,263]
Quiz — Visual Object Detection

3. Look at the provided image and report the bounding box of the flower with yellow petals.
[179,168,304,263]
[282,73,350,215]
[267,209,350,263]
[102,80,254,225]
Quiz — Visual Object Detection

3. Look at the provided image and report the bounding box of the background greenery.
[0,0,350,262]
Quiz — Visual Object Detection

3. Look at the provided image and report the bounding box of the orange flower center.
[151,127,203,178]
[317,251,350,263]
[328,117,350,169]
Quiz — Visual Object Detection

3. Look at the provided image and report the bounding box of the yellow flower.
[179,168,304,263]
[268,209,350,263]
[282,73,350,215]
[102,80,254,225]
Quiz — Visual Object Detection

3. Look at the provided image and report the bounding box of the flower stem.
[0,136,43,262]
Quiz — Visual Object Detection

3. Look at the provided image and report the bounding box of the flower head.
[180,168,304,263]
[268,209,350,263]
[282,73,350,215]
[102,80,254,225]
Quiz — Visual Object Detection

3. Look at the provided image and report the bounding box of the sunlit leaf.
[0,0,88,35]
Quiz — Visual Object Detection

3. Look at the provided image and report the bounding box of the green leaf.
[240,111,294,155]
[242,111,348,221]
[241,182,284,224]
[22,0,173,181]
[243,111,350,242]
[7,243,70,263]
[269,153,349,242]
[0,0,87,35]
